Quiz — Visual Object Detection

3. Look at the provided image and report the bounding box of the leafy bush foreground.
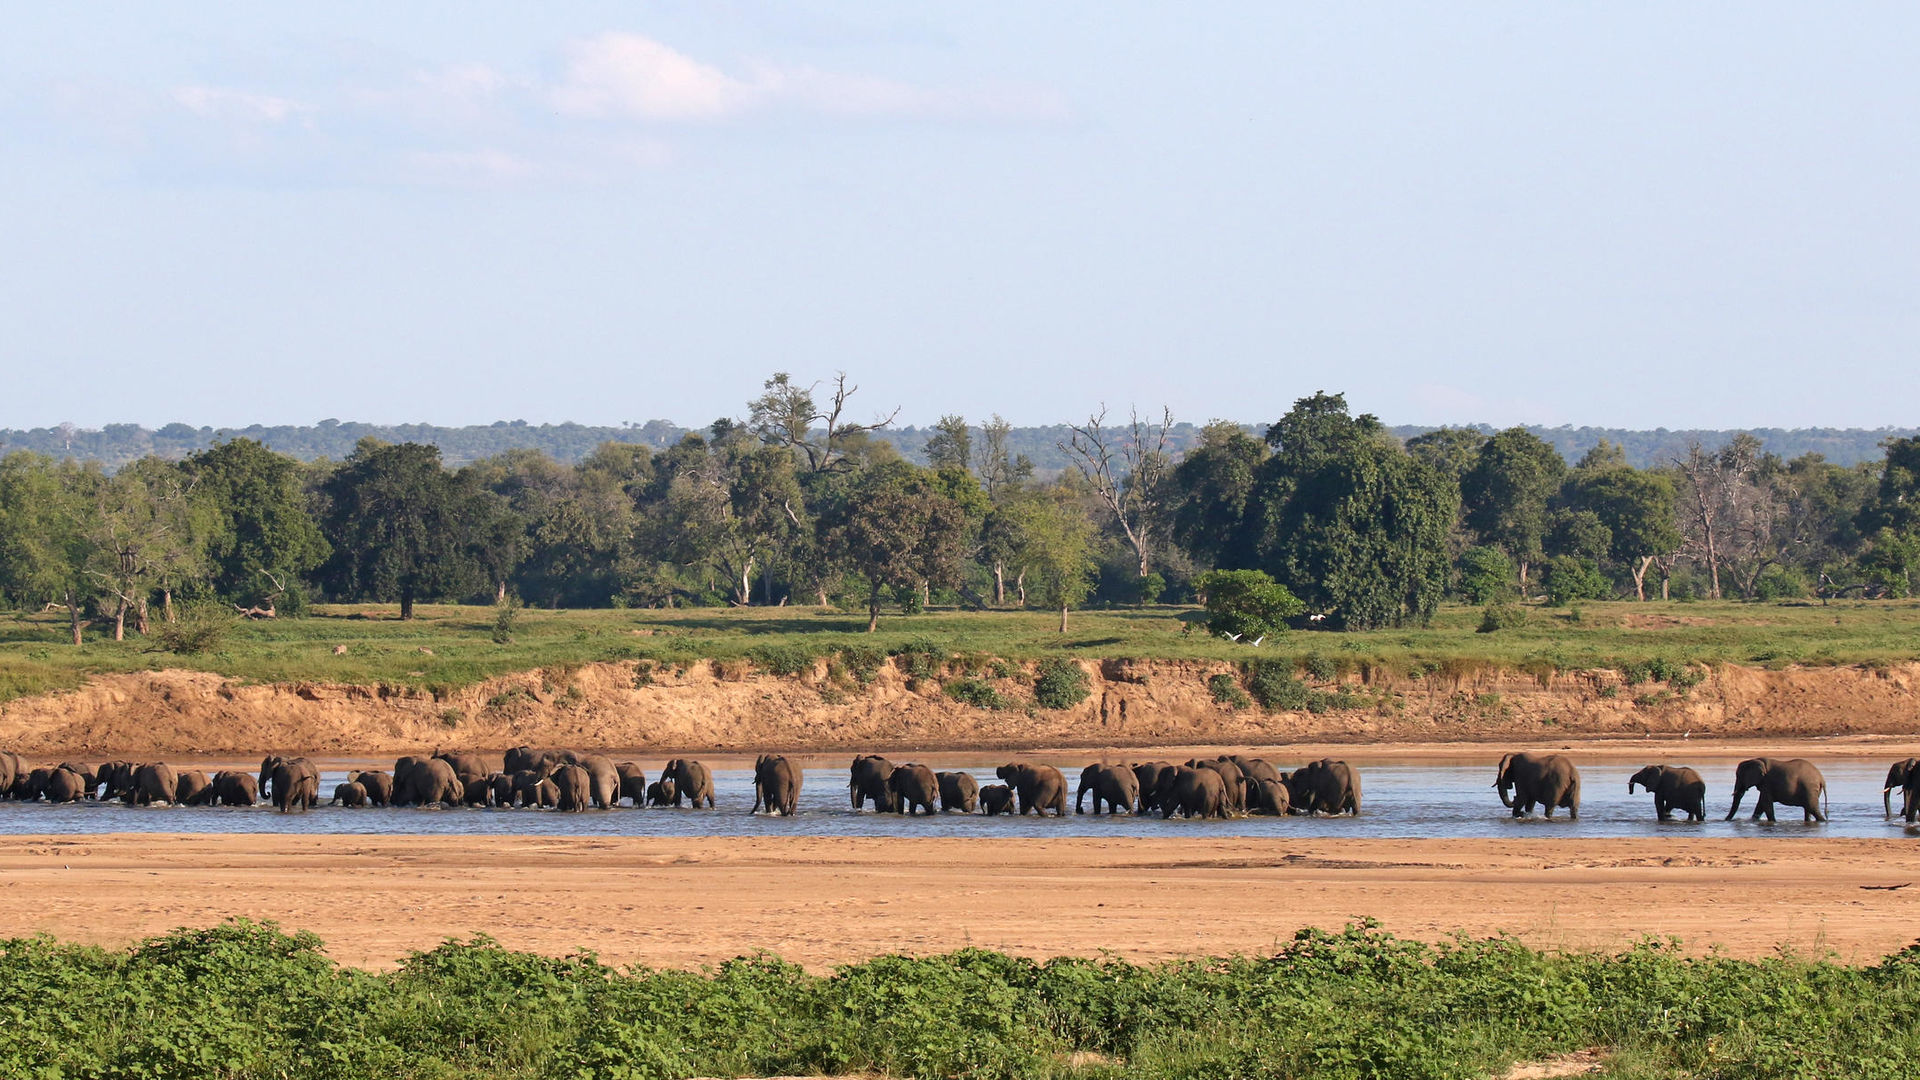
[6,919,1920,1079]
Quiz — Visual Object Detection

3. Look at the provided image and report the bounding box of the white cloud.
[172,86,307,125]
[550,33,757,120]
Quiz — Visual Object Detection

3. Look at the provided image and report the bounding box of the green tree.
[923,415,972,473]
[1566,465,1680,600]
[1404,427,1488,485]
[1461,427,1567,587]
[1455,546,1515,604]
[1166,421,1267,570]
[0,453,94,644]
[83,460,213,638]
[1012,490,1097,632]
[317,441,495,619]
[1193,568,1303,641]
[184,438,329,613]
[822,461,968,632]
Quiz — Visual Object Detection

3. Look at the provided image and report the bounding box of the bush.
[1754,565,1809,601]
[1244,659,1308,711]
[1193,569,1304,641]
[1207,673,1251,709]
[490,600,519,645]
[155,604,235,655]
[944,677,1009,709]
[891,640,946,688]
[1456,546,1516,604]
[1542,556,1610,606]
[1477,602,1528,633]
[831,645,887,687]
[746,644,816,678]
[1032,659,1091,709]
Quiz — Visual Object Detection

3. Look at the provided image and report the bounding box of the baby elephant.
[1628,765,1706,822]
[646,779,677,807]
[979,783,1016,816]
[332,781,368,808]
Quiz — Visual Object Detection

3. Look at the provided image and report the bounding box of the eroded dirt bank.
[4,834,1915,969]
[1,657,1918,758]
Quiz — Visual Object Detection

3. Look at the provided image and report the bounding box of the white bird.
[1223,632,1242,642]
[1250,635,1265,647]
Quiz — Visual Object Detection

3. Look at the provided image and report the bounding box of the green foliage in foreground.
[7,921,1920,1080]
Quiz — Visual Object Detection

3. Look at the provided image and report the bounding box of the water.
[3,758,1909,839]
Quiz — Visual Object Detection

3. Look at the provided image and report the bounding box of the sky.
[2,2,1917,431]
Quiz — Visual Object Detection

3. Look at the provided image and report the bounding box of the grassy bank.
[5,599,1920,707]
[4,919,1918,1079]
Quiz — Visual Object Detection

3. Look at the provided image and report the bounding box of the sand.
[6,832,1919,970]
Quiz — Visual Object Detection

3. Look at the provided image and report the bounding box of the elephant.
[1246,777,1292,815]
[210,771,258,807]
[21,767,53,800]
[1730,758,1828,823]
[95,760,137,801]
[392,757,460,808]
[569,753,621,809]
[43,767,87,804]
[433,750,494,788]
[887,763,940,816]
[1227,756,1284,785]
[125,763,180,806]
[645,779,677,807]
[57,762,98,797]
[1076,764,1139,815]
[1287,759,1362,816]
[268,758,319,813]
[849,755,898,812]
[174,770,213,807]
[488,772,515,807]
[1159,765,1228,819]
[663,759,715,808]
[937,771,980,813]
[752,755,802,816]
[510,769,557,808]
[1884,758,1920,819]
[552,764,592,812]
[1494,753,1577,820]
[0,750,21,797]
[997,763,1068,816]
[504,745,574,776]
[463,778,495,806]
[1628,765,1707,822]
[349,770,393,807]
[1132,761,1176,814]
[617,762,649,807]
[979,783,1016,816]
[333,781,368,807]
[1189,758,1246,814]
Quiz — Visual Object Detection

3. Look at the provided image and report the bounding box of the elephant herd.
[846,755,1363,819]
[1498,752,1834,823]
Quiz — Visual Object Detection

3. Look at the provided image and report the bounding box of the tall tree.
[923,415,972,473]
[1060,405,1172,578]
[1166,421,1267,570]
[83,461,210,638]
[977,414,1033,499]
[748,372,899,474]
[1011,490,1097,632]
[1461,428,1567,587]
[1404,427,1488,485]
[184,438,329,613]
[318,441,493,619]
[1566,464,1680,600]
[0,453,93,644]
[821,461,968,632]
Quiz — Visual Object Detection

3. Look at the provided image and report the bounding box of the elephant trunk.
[1726,783,1748,821]
[1495,778,1513,808]
[1887,786,1895,820]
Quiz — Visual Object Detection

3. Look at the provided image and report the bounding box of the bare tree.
[1060,405,1173,578]
[1672,435,1773,600]
[748,372,900,474]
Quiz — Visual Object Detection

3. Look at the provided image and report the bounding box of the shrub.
[944,677,1009,709]
[1301,653,1338,683]
[1754,565,1809,601]
[1207,673,1251,709]
[891,639,947,688]
[1193,569,1304,641]
[1032,659,1091,709]
[1477,602,1528,633]
[490,600,519,645]
[1542,556,1610,606]
[155,604,235,655]
[1244,659,1308,711]
[831,645,887,687]
[747,644,816,678]
[1456,546,1516,604]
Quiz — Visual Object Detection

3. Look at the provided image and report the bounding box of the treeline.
[5,416,1913,472]
[2,374,1918,643]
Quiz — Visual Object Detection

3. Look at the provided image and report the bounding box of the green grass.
[3,597,1920,706]
[7,919,1920,1079]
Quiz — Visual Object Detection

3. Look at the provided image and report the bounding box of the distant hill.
[2,419,1910,473]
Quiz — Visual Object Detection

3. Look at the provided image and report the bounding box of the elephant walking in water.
[1494,753,1578,819]
[752,755,802,816]
[1076,764,1138,815]
[1884,758,1920,819]
[1628,765,1706,822]
[1729,758,1827,823]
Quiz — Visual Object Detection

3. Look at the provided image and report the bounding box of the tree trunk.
[1632,556,1653,602]
[992,561,1005,605]
[1059,602,1069,633]
[1015,569,1027,607]
[817,587,830,608]
[867,585,882,633]
[922,582,931,609]
[113,598,126,642]
[135,597,150,636]
[163,588,176,623]
[1518,560,1530,589]
[400,590,415,620]
[497,581,507,603]
[65,587,82,646]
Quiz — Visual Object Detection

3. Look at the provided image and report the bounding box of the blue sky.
[3,3,1916,430]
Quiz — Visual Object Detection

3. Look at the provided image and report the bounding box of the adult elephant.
[1132,761,1175,814]
[210,771,258,807]
[996,763,1068,816]
[571,753,621,809]
[1189,758,1246,815]
[1730,758,1828,823]
[979,784,1016,816]
[174,770,213,807]
[1226,756,1283,785]
[1288,759,1362,816]
[125,763,180,806]
[1246,777,1292,815]
[268,758,319,813]
[43,767,87,803]
[433,750,493,788]
[1885,758,1920,819]
[504,745,573,776]
[1628,765,1707,822]
[509,769,549,807]
[93,760,134,801]
[752,755,802,816]
[393,757,460,808]
[849,755,897,812]
[258,755,318,806]
[1076,764,1139,815]
[0,750,20,797]
[663,759,715,809]
[57,762,97,797]
[617,762,648,807]
[937,771,980,813]
[886,763,940,816]
[1159,765,1227,819]
[552,764,592,812]
[349,770,393,807]
[1494,753,1577,820]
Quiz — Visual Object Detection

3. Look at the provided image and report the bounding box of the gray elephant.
[1628,765,1707,822]
[43,767,87,804]
[1132,761,1175,814]
[1246,777,1292,815]
[504,745,573,776]
[57,762,97,797]
[979,783,1016,816]
[888,763,940,816]
[1729,757,1828,823]
[572,753,622,809]
[93,760,135,801]
[392,757,459,808]
[1287,759,1362,816]
[1076,764,1139,815]
[433,749,494,787]
[663,759,715,808]
[1225,756,1283,785]
[1189,758,1246,814]
[849,755,897,812]
[349,769,393,807]
[645,778,677,807]
[617,762,649,807]
[996,763,1068,816]
[1884,758,1920,819]
[1494,753,1578,819]
[552,764,592,811]
[333,781,368,807]
[0,750,21,797]
[174,770,214,807]
[1159,765,1227,819]
[752,754,803,816]
[488,772,515,807]
[210,771,258,807]
[462,778,495,807]
[268,758,319,813]
[125,763,180,806]
[937,771,980,813]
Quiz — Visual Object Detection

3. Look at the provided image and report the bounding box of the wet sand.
[5,833,1918,969]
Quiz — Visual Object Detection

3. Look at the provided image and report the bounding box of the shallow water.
[3,759,1909,840]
